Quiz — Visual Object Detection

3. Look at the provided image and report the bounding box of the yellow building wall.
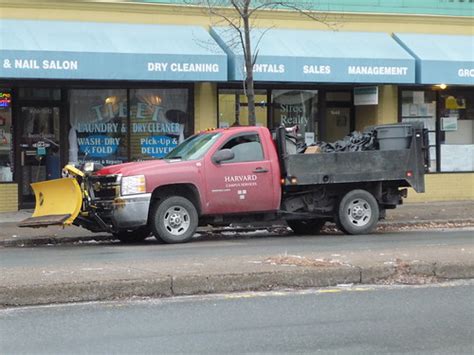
[356,85,398,130]
[355,105,377,131]
[406,174,474,202]
[1,1,472,35]
[377,85,399,125]
[0,184,18,212]
[194,83,217,131]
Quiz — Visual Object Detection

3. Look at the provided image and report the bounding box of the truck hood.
[96,160,170,176]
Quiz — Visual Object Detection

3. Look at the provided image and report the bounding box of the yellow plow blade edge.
[19,178,83,228]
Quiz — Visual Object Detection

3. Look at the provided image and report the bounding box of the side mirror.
[212,149,234,164]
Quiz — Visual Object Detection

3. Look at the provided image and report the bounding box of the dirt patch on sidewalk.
[377,258,439,285]
[264,254,346,268]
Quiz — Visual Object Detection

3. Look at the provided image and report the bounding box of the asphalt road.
[0,230,472,268]
[1,282,473,354]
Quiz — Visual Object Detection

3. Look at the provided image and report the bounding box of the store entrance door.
[18,105,61,207]
[324,107,352,142]
[322,91,354,143]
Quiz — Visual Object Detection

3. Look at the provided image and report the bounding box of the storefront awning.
[394,33,474,85]
[210,27,415,84]
[0,20,227,81]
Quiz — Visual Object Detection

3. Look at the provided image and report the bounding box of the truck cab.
[76,126,282,243]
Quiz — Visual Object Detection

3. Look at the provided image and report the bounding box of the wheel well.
[331,183,382,203]
[149,184,201,219]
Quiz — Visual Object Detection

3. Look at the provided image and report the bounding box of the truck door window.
[220,134,264,163]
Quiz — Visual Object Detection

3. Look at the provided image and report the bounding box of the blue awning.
[0,20,227,81]
[394,33,474,85]
[210,27,415,84]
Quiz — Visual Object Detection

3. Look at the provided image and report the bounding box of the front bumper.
[84,174,152,232]
[109,193,152,229]
[79,193,152,232]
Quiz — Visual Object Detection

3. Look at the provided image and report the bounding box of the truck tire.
[114,227,150,244]
[337,189,379,235]
[287,219,325,235]
[150,196,198,244]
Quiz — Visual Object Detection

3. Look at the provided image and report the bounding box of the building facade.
[0,0,473,211]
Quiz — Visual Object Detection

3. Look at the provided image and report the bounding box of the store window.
[401,90,437,172]
[401,88,474,173]
[218,89,267,128]
[69,90,127,165]
[130,89,190,160]
[439,90,474,172]
[0,90,13,182]
[272,90,318,145]
[69,88,192,165]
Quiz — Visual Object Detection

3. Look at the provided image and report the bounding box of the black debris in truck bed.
[315,130,377,152]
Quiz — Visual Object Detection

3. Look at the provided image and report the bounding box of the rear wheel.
[337,189,379,235]
[114,227,150,244]
[150,196,198,244]
[287,219,325,235]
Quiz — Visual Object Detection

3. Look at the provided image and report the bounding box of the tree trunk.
[246,72,256,126]
[243,12,256,126]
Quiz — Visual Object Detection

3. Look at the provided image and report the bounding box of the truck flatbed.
[281,123,428,193]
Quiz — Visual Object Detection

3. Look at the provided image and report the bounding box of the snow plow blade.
[18,178,83,228]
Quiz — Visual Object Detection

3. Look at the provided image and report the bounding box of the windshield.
[164,132,221,161]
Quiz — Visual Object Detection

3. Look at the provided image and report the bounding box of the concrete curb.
[2,263,473,307]
[435,262,474,279]
[0,278,173,307]
[171,267,361,296]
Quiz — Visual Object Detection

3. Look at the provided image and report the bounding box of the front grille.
[87,175,120,200]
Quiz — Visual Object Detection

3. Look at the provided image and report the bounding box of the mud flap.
[19,178,83,228]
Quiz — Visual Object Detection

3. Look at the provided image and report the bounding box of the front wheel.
[287,219,325,235]
[150,196,198,244]
[337,189,379,235]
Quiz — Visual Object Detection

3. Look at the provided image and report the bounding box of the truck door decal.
[204,132,275,213]
[237,190,247,200]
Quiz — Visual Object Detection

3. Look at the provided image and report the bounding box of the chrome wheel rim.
[346,198,372,227]
[163,205,190,236]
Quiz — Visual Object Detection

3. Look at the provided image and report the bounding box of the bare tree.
[186,0,335,126]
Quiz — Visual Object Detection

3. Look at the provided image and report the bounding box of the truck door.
[204,132,276,214]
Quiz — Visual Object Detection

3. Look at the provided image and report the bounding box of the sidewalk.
[0,200,473,247]
[1,201,473,307]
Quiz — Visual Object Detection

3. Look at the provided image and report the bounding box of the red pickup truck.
[21,124,428,244]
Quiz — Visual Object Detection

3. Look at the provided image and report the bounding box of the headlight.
[121,175,146,195]
[83,162,104,173]
[83,162,95,172]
